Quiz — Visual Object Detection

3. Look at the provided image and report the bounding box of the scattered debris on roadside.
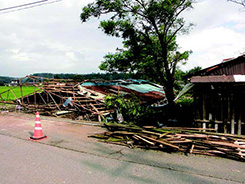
[90,123,245,161]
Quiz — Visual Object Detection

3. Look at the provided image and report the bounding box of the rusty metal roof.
[191,75,235,83]
[192,55,245,76]
[191,75,245,83]
[190,55,245,83]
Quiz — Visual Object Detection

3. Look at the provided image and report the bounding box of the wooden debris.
[133,135,155,146]
[91,123,245,162]
[0,77,114,121]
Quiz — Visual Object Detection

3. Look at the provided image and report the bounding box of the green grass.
[0,86,41,101]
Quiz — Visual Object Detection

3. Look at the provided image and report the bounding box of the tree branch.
[164,0,190,38]
[166,23,184,45]
[228,0,245,7]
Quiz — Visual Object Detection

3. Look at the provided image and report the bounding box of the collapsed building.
[0,76,166,122]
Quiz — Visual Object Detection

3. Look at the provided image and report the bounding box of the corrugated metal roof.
[81,80,165,102]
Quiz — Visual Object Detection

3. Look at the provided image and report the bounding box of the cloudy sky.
[0,0,244,77]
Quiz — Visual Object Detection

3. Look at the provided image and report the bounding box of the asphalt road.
[0,113,245,184]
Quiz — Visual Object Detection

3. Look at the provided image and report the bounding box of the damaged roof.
[192,54,245,76]
[191,75,245,83]
[81,79,166,103]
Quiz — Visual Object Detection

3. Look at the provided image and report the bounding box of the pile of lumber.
[90,123,245,161]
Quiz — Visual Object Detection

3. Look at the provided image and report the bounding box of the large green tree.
[81,0,194,106]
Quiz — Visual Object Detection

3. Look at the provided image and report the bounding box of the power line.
[0,0,62,14]
[0,0,48,11]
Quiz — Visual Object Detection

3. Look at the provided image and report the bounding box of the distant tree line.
[0,76,15,85]
[1,67,201,88]
[31,72,134,80]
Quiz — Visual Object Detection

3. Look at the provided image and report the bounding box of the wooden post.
[19,79,24,104]
[215,123,218,132]
[202,122,206,132]
[202,93,206,120]
[220,95,223,134]
[231,95,235,135]
[238,112,242,135]
[231,110,235,135]
[224,96,230,134]
[202,93,206,132]
[33,80,36,106]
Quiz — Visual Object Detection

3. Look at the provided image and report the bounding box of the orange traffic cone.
[29,112,47,141]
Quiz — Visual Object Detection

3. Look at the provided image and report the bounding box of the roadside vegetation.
[105,95,154,126]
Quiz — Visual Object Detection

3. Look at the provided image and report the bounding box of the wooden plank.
[133,135,155,146]
[48,93,61,111]
[0,94,4,101]
[201,140,242,149]
[111,131,135,136]
[194,119,223,124]
[189,144,195,154]
[176,134,208,139]
[141,130,162,137]
[38,93,47,105]
[10,89,18,101]
[140,134,179,150]
[90,103,105,121]
[168,140,193,144]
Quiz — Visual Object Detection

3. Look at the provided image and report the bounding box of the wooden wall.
[193,83,245,135]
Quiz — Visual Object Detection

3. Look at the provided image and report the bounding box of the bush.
[105,95,154,126]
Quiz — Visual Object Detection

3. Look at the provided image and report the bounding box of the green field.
[0,86,41,101]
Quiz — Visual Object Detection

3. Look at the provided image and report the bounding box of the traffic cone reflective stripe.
[30,112,47,141]
[34,127,43,130]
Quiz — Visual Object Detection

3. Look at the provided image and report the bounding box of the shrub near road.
[0,86,41,101]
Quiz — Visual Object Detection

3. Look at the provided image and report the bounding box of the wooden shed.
[190,55,245,135]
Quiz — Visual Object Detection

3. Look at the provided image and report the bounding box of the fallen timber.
[22,83,113,121]
[0,77,114,121]
[90,123,245,161]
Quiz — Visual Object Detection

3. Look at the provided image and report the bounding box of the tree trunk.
[164,81,175,107]
[163,72,175,107]
[163,78,177,121]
